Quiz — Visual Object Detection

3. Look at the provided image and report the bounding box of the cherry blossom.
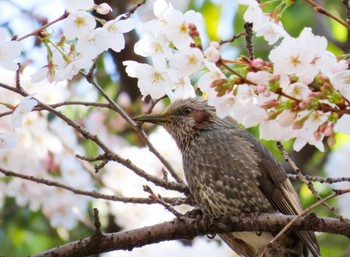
[293,111,328,151]
[0,133,17,149]
[204,42,221,63]
[62,11,96,40]
[168,75,196,101]
[243,2,262,24]
[0,29,22,71]
[233,84,267,127]
[254,15,287,45]
[134,32,172,70]
[197,60,226,94]
[169,47,204,76]
[11,96,38,129]
[334,114,350,134]
[103,16,136,52]
[259,119,296,141]
[282,82,312,99]
[76,28,109,59]
[123,61,175,100]
[269,28,331,85]
[55,55,93,81]
[64,0,94,13]
[330,70,350,100]
[95,3,112,15]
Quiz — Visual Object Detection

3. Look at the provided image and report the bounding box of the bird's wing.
[239,130,321,257]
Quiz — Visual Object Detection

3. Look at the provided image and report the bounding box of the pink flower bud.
[314,130,322,141]
[256,84,265,93]
[318,122,327,133]
[96,3,112,15]
[263,90,270,97]
[251,58,264,68]
[260,99,279,109]
[327,134,336,147]
[204,46,221,63]
[209,41,220,49]
[324,124,334,136]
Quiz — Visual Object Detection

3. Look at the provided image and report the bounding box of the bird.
[133,97,320,257]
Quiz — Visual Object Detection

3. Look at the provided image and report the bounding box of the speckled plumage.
[134,98,320,257]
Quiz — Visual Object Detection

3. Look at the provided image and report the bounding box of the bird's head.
[133,98,218,149]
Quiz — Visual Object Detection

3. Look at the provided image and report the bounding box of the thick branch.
[30,213,350,257]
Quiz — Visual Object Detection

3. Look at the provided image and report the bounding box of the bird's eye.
[182,106,193,115]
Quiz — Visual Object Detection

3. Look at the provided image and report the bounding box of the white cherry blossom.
[254,15,286,45]
[334,114,350,134]
[62,11,96,40]
[204,42,221,63]
[11,96,38,129]
[55,55,93,81]
[162,8,202,50]
[168,75,196,101]
[64,0,94,13]
[134,32,172,70]
[197,60,226,94]
[123,61,175,100]
[169,47,204,76]
[293,111,328,151]
[330,70,350,99]
[0,133,17,149]
[282,82,312,99]
[0,29,22,71]
[233,84,267,127]
[103,16,136,52]
[76,28,109,59]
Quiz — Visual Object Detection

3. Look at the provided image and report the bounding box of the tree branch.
[0,166,187,205]
[30,213,350,257]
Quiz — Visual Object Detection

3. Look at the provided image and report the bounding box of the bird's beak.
[133,113,172,125]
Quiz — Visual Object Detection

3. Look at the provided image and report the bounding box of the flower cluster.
[124,0,207,101]
[126,0,350,152]
[31,0,135,82]
[0,67,94,229]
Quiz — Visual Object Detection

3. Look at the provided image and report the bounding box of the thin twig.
[303,0,350,29]
[261,189,350,257]
[144,185,183,218]
[276,141,337,214]
[17,13,68,41]
[3,81,188,193]
[146,96,166,114]
[81,73,185,185]
[125,0,147,18]
[0,166,187,205]
[219,31,246,45]
[220,61,256,85]
[92,208,102,236]
[50,101,112,109]
[343,0,350,25]
[288,174,350,184]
